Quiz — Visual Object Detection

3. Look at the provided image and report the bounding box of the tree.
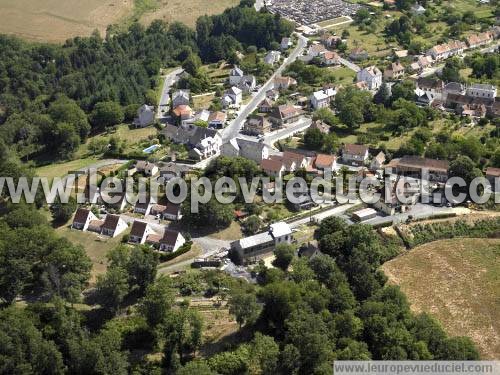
[182,53,202,76]
[249,333,280,374]
[303,127,324,150]
[373,82,391,106]
[0,307,65,374]
[91,101,124,128]
[449,156,482,186]
[437,337,480,360]
[273,243,296,271]
[139,277,175,328]
[95,267,129,313]
[50,195,77,223]
[228,290,261,328]
[242,215,262,234]
[48,96,90,140]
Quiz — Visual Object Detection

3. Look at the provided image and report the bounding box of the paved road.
[157,67,184,118]
[221,33,309,142]
[338,57,360,73]
[289,201,361,228]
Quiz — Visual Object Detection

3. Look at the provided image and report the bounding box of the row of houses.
[415,78,499,118]
[72,208,185,252]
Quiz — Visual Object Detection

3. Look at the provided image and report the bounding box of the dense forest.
[0,0,293,160]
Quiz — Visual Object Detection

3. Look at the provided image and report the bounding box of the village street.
[157,67,184,119]
[222,33,309,142]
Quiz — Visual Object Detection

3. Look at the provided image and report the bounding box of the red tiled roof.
[261,158,284,172]
[343,144,368,156]
[73,208,91,224]
[315,154,336,168]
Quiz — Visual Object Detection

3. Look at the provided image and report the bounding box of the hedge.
[158,241,193,262]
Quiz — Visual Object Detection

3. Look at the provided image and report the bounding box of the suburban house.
[172,90,190,108]
[266,89,279,101]
[72,208,98,231]
[222,138,270,164]
[460,103,487,118]
[426,40,466,60]
[258,98,274,113]
[237,75,257,93]
[104,193,128,212]
[157,162,191,183]
[208,111,227,129]
[415,77,444,105]
[349,47,368,61]
[356,66,382,90]
[264,50,281,65]
[320,33,341,48]
[261,158,286,178]
[101,214,128,238]
[136,160,159,176]
[229,66,245,86]
[243,115,272,135]
[281,37,292,50]
[310,120,330,134]
[273,76,297,90]
[342,144,369,166]
[466,31,493,48]
[372,177,419,215]
[370,151,386,170]
[161,123,222,160]
[159,230,186,252]
[269,104,302,126]
[172,105,194,121]
[133,104,155,128]
[307,44,327,58]
[410,55,433,73]
[314,154,337,171]
[230,222,292,262]
[386,156,449,182]
[383,62,405,80]
[129,221,155,245]
[310,87,336,109]
[134,196,152,216]
[163,202,182,221]
[222,87,243,108]
[485,167,500,191]
[321,51,340,66]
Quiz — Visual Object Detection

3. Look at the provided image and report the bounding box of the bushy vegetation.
[405,217,500,247]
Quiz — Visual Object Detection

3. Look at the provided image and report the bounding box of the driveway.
[157,67,184,118]
[222,33,309,142]
[264,117,312,148]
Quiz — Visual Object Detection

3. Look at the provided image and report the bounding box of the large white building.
[230,222,292,262]
[310,87,336,109]
[466,83,497,99]
[356,66,382,90]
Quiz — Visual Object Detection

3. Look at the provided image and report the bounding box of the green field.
[382,238,500,359]
[316,16,352,28]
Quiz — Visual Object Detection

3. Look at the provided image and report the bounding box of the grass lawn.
[35,157,99,179]
[208,221,243,241]
[77,124,158,157]
[192,93,216,111]
[382,238,500,359]
[328,66,356,85]
[317,16,352,28]
[56,224,128,282]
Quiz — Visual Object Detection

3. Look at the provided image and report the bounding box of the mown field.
[0,0,238,43]
[382,238,500,359]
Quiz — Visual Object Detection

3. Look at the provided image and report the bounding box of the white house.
[310,87,336,109]
[426,40,466,61]
[72,208,97,231]
[342,144,369,166]
[370,151,386,170]
[264,51,281,65]
[101,214,128,238]
[208,111,227,129]
[163,202,182,221]
[261,158,286,179]
[129,220,156,245]
[222,87,243,108]
[159,230,186,252]
[356,66,382,90]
